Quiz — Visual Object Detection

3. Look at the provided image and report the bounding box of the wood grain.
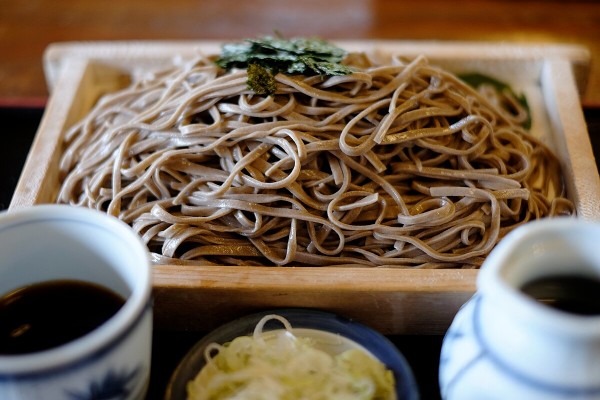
[1,0,599,106]
[152,265,478,334]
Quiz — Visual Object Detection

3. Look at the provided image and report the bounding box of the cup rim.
[0,205,152,376]
[478,217,600,335]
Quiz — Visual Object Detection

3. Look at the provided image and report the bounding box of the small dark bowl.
[165,308,419,400]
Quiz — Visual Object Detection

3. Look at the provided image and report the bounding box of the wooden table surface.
[1,0,599,107]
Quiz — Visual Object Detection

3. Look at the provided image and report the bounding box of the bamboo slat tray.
[10,41,599,334]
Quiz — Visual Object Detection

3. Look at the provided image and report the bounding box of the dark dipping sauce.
[0,280,125,355]
[520,275,600,316]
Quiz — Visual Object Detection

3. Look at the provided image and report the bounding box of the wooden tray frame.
[10,40,599,334]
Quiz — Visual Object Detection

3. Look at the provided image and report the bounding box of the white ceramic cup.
[439,217,600,400]
[0,204,152,400]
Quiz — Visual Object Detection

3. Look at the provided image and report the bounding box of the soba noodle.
[57,51,574,268]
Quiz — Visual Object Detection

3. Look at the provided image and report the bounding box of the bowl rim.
[165,308,419,400]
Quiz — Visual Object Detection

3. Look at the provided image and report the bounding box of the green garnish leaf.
[215,35,354,95]
[459,72,531,130]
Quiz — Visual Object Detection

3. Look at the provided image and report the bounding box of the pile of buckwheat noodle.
[57,51,574,268]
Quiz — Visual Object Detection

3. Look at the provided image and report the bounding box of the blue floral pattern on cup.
[66,365,142,400]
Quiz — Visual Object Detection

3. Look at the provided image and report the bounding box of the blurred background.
[1,0,599,107]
